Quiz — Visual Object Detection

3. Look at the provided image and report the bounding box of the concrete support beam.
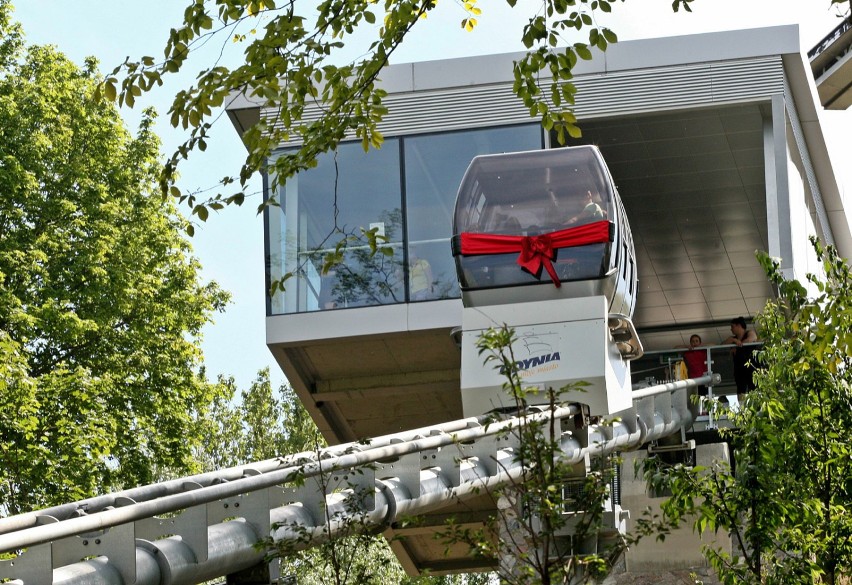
[619,443,732,573]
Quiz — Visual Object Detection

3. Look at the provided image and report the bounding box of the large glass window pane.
[404,125,542,301]
[267,140,403,314]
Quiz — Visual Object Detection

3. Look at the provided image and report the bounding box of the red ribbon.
[459,220,611,288]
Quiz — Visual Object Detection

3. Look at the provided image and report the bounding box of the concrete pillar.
[618,443,731,574]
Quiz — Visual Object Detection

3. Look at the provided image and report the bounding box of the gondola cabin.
[452,146,642,416]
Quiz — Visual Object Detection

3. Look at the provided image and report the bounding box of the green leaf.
[566,123,582,138]
[0,36,231,513]
[103,80,117,102]
[575,44,593,60]
[194,204,209,221]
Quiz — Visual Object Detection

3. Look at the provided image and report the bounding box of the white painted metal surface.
[460,297,633,416]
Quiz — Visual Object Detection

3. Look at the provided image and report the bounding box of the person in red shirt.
[682,334,708,379]
[680,333,711,419]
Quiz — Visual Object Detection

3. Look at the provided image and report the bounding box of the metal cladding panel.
[262,83,527,145]
[573,57,785,116]
[459,296,633,417]
[264,56,785,146]
[707,58,786,102]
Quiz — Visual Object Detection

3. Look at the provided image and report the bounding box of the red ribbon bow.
[459,220,611,288]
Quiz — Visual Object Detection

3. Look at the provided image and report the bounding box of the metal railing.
[808,16,852,61]
[636,342,762,429]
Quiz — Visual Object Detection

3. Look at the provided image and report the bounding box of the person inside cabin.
[567,190,605,225]
[494,211,522,234]
[723,316,759,399]
[557,190,606,280]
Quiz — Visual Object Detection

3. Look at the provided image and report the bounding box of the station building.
[227,24,851,574]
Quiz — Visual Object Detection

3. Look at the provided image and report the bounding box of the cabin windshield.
[453,147,614,289]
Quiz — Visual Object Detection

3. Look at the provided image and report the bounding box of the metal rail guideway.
[0,373,716,585]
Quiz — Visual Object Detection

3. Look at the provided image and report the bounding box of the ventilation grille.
[263,55,784,147]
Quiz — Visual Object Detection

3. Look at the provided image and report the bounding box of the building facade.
[227,24,849,574]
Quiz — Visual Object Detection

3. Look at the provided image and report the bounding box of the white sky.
[12,1,852,389]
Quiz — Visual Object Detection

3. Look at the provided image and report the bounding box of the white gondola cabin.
[452,146,643,416]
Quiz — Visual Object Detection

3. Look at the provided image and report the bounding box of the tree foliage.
[643,239,852,585]
[106,0,704,222]
[0,2,229,515]
[194,369,317,471]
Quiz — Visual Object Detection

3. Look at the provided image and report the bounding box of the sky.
[11,0,852,390]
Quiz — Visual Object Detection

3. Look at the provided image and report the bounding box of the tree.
[194,369,316,472]
[0,2,229,515]
[642,239,852,585]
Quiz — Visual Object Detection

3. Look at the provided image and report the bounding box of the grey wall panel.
[264,56,784,147]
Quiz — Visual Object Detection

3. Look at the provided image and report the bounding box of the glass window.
[404,125,542,301]
[266,125,543,314]
[268,140,403,314]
